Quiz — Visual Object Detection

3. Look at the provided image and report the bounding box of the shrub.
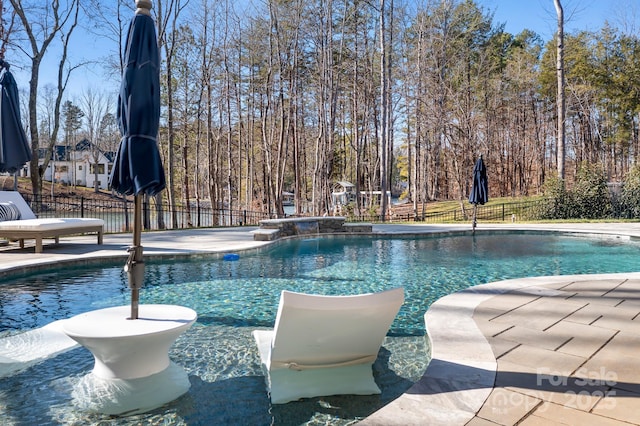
[619,165,640,218]
[536,163,611,220]
[571,162,611,219]
[537,175,571,219]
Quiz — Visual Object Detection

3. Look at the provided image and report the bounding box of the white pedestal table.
[62,304,197,415]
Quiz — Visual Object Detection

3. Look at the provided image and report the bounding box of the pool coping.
[2,222,640,424]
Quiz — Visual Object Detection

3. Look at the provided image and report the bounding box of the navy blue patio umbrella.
[108,0,165,319]
[469,155,488,233]
[0,61,31,188]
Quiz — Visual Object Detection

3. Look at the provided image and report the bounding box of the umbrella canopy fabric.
[469,156,488,206]
[108,11,165,197]
[0,64,31,174]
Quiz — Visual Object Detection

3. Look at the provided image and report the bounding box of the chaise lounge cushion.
[0,217,101,231]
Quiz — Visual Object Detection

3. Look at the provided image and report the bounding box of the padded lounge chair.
[252,287,404,404]
[0,191,104,253]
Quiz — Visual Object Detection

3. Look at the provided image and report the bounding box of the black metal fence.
[347,199,545,223]
[23,194,275,234]
[20,194,554,234]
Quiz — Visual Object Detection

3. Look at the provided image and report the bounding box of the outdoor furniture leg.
[35,238,43,253]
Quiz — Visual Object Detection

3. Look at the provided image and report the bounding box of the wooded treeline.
[4,0,640,221]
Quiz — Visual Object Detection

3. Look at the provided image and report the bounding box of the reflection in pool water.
[1,232,640,424]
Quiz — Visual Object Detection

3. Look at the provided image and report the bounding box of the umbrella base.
[62,304,197,415]
[71,361,190,415]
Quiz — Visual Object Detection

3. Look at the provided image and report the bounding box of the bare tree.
[9,0,82,197]
[156,0,190,228]
[378,0,388,220]
[554,0,566,181]
[172,23,199,226]
[83,0,132,79]
[189,0,220,224]
[309,0,338,216]
[80,87,114,192]
[222,0,239,222]
[0,0,19,62]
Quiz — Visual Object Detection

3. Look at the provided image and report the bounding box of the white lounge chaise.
[252,287,404,404]
[0,191,104,253]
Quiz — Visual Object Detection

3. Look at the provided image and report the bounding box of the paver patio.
[469,278,640,425]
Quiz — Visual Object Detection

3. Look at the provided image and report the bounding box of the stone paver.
[592,389,640,424]
[475,388,541,425]
[2,222,640,425]
[519,401,632,426]
[549,320,616,357]
[469,277,640,425]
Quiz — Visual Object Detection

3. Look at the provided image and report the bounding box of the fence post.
[502,204,505,221]
[123,197,130,232]
[81,197,85,217]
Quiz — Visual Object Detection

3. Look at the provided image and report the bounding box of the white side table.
[63,304,197,415]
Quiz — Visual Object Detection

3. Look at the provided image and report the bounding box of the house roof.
[37,138,116,162]
[37,145,71,161]
[75,138,92,151]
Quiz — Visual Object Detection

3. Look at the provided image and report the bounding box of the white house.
[27,139,115,190]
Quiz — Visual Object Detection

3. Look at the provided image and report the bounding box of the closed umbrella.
[469,155,488,234]
[108,0,165,319]
[0,61,31,188]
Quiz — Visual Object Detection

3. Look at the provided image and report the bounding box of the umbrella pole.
[472,204,477,234]
[133,195,142,255]
[126,195,145,319]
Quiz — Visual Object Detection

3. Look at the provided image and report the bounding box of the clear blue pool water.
[1,232,639,425]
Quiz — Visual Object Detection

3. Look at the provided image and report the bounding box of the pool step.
[251,228,282,241]
[0,319,79,378]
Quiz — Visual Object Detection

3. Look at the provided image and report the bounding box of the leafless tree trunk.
[156,0,189,229]
[554,0,566,181]
[222,0,238,223]
[191,0,212,226]
[378,0,389,220]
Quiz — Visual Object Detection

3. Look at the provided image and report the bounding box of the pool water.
[1,232,640,425]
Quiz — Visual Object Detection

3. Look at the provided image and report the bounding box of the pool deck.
[1,222,639,425]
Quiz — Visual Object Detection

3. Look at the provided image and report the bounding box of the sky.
[10,0,639,102]
[478,0,637,41]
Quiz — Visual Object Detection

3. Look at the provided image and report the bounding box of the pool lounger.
[252,287,404,404]
[0,191,104,253]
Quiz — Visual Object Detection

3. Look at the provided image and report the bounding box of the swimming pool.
[1,232,640,425]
